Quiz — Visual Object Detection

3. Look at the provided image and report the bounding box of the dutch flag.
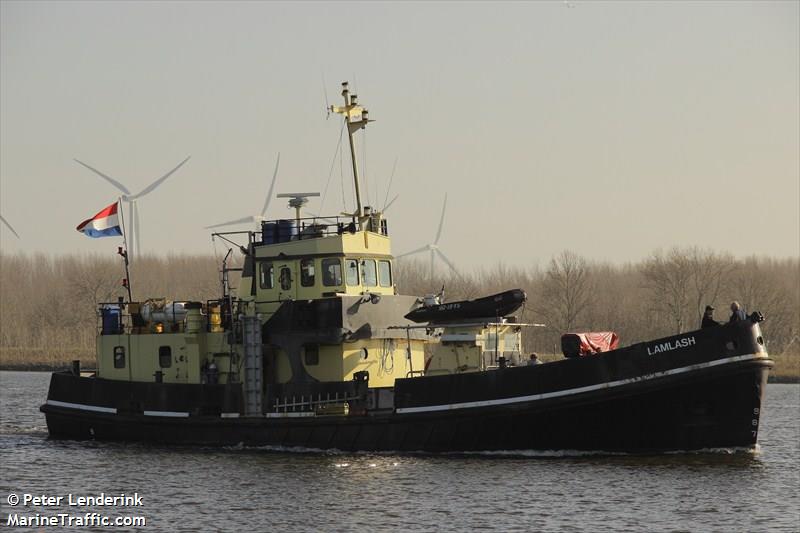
[76,201,123,238]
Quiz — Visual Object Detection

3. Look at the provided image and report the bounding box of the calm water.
[1,371,798,532]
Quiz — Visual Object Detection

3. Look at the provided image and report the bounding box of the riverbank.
[2,348,797,382]
[0,348,96,372]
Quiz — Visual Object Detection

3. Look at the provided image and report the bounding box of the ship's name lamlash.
[647,336,696,356]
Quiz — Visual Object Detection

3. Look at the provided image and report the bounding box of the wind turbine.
[205,153,280,230]
[396,194,459,279]
[314,156,400,222]
[74,156,191,259]
[309,194,398,226]
[1,214,20,239]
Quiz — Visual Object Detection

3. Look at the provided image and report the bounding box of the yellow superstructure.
[91,81,451,405]
[95,211,426,390]
[97,330,230,384]
[245,224,396,319]
[425,322,526,376]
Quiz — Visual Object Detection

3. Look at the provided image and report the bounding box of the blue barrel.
[277,219,298,242]
[101,305,121,335]
[261,222,278,244]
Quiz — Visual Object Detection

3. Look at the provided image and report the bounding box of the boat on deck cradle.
[41,83,773,453]
[403,289,527,324]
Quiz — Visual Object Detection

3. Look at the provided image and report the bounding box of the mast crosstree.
[330,81,373,226]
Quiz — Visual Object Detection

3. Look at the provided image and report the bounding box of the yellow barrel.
[208,303,223,332]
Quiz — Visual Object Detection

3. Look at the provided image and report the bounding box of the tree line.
[394,248,799,358]
[0,248,797,365]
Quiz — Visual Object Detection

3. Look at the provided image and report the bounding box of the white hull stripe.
[46,400,117,414]
[266,412,316,418]
[46,401,189,418]
[143,410,190,418]
[396,353,764,415]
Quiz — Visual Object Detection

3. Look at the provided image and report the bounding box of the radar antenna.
[277,192,321,225]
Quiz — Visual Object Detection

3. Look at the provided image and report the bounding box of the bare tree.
[731,256,798,353]
[65,256,125,314]
[641,248,693,334]
[687,247,736,325]
[537,251,591,334]
[2,250,798,366]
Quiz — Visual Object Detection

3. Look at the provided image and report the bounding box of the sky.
[1,1,798,271]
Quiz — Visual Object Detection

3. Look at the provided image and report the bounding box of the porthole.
[757,336,764,346]
[361,347,369,360]
[113,346,125,368]
[305,345,320,366]
[159,346,172,368]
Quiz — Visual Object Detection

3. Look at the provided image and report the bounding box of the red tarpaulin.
[561,332,620,358]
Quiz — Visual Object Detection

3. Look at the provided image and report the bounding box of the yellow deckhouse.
[96,82,428,414]
[233,205,422,389]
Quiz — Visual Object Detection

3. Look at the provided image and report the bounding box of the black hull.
[41,321,772,453]
[43,363,768,453]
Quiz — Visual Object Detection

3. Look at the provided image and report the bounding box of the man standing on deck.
[701,305,720,328]
[729,301,747,323]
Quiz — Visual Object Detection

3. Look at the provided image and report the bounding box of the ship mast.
[330,81,372,227]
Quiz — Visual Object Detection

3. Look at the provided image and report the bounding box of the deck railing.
[270,391,362,415]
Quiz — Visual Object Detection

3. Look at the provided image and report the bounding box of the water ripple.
[1,371,798,533]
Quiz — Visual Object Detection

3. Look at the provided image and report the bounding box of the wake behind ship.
[41,83,773,453]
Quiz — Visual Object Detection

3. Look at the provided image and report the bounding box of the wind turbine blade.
[260,153,280,216]
[383,194,399,213]
[434,193,448,244]
[204,216,261,229]
[395,245,429,259]
[0,215,20,238]
[130,156,191,199]
[322,72,331,119]
[382,157,398,210]
[306,212,338,225]
[74,159,131,195]
[127,202,135,259]
[134,202,141,258]
[435,248,460,276]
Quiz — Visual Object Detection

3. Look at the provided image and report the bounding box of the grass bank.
[767,352,800,383]
[0,347,95,371]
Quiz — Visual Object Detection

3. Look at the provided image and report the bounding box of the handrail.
[213,214,389,247]
[271,392,362,413]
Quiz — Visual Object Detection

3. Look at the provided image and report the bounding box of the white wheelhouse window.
[378,260,392,287]
[345,259,359,286]
[361,259,377,287]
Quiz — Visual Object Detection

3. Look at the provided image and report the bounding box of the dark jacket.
[729,309,747,323]
[701,315,719,328]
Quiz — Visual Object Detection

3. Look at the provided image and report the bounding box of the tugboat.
[41,83,773,453]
